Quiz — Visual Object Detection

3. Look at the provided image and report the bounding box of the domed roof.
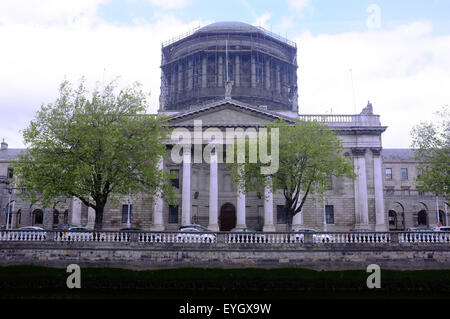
[196,21,262,34]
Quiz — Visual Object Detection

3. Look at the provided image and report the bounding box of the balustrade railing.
[0,230,449,245]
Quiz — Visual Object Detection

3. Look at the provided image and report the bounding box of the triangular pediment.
[169,99,296,127]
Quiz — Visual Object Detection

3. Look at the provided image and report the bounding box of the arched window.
[388,210,398,229]
[63,210,69,224]
[17,209,21,225]
[4,203,15,225]
[33,209,44,225]
[439,210,446,226]
[53,209,59,225]
[418,210,428,226]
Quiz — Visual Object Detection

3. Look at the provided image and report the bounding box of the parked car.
[229,227,266,243]
[55,225,89,231]
[432,226,450,232]
[17,226,47,240]
[407,227,433,232]
[289,227,331,243]
[18,226,45,231]
[404,227,437,242]
[120,227,142,232]
[56,225,91,241]
[347,228,376,243]
[175,224,216,243]
[432,226,450,242]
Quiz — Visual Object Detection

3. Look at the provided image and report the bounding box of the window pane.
[169,205,179,224]
[122,205,132,223]
[277,205,286,224]
[170,170,179,188]
[7,167,13,179]
[401,168,408,180]
[325,205,334,224]
[385,168,392,180]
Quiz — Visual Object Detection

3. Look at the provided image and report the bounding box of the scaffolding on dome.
[159,25,298,112]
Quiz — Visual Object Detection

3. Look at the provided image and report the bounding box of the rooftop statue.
[360,101,374,115]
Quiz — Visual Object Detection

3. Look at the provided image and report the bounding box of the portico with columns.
[144,98,388,232]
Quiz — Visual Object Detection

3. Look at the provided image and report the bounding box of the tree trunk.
[94,206,104,230]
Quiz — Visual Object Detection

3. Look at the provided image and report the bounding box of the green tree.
[229,120,356,224]
[411,106,450,201]
[14,78,175,230]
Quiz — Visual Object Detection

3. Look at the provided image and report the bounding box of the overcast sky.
[1,0,449,148]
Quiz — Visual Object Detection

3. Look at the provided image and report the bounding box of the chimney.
[1,139,7,151]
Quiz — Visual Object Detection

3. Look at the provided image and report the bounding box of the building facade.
[1,22,448,232]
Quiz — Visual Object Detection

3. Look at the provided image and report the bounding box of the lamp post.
[436,191,440,226]
[1,180,12,230]
[6,187,12,230]
[127,189,131,228]
[323,195,327,232]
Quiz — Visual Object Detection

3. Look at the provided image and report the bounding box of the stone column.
[251,55,256,88]
[218,55,223,87]
[208,151,219,231]
[372,148,387,231]
[235,55,240,87]
[282,71,287,95]
[263,178,275,232]
[171,69,176,95]
[202,56,207,88]
[151,156,165,231]
[187,58,193,90]
[236,165,246,228]
[182,148,192,225]
[276,64,281,93]
[265,59,270,89]
[352,148,369,228]
[71,197,82,226]
[178,64,183,92]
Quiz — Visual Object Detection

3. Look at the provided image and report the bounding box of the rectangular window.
[7,167,13,179]
[386,188,394,195]
[325,205,334,224]
[277,205,287,224]
[169,205,179,224]
[121,204,132,223]
[385,168,392,180]
[401,168,408,180]
[170,169,179,188]
[326,175,333,190]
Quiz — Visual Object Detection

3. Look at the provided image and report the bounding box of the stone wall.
[1,241,450,271]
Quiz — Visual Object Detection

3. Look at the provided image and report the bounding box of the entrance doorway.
[220,203,236,231]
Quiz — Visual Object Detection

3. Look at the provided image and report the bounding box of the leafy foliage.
[14,78,175,229]
[228,120,356,223]
[411,106,450,201]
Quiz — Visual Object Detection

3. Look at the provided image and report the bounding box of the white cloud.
[0,0,108,26]
[254,12,272,29]
[0,8,203,147]
[294,22,450,148]
[287,0,310,15]
[0,0,449,152]
[148,0,191,10]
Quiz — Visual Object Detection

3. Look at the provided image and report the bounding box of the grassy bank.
[0,266,449,299]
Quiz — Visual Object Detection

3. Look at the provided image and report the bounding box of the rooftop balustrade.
[298,114,381,127]
[1,230,449,245]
